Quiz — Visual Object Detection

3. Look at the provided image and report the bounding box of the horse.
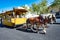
[47,14,56,24]
[26,15,48,33]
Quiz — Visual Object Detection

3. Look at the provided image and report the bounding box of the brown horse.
[26,14,56,33]
[26,15,48,33]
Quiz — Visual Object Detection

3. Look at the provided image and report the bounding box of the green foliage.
[39,0,48,14]
[31,3,40,14]
[32,3,39,12]
[31,0,48,14]
[51,0,60,7]
[22,0,48,15]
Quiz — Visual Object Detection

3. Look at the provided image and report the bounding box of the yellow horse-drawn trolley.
[1,7,53,33]
[1,8,28,27]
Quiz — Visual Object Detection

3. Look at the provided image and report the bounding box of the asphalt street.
[0,24,60,40]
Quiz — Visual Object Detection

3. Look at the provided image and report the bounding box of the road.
[0,24,60,40]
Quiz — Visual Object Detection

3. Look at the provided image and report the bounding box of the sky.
[0,0,54,13]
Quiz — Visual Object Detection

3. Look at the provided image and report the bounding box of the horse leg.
[37,23,42,34]
[45,22,48,28]
[41,24,47,34]
[50,18,54,24]
[30,24,37,32]
[36,23,45,34]
[36,23,40,33]
[30,22,40,33]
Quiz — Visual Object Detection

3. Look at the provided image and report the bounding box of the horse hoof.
[39,30,46,34]
[43,30,46,34]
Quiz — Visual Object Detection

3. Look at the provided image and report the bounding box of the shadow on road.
[16,27,44,34]
[0,24,14,29]
[0,23,36,33]
[0,23,45,34]
[16,28,37,33]
[0,24,5,28]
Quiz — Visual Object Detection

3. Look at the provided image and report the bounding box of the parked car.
[55,12,60,18]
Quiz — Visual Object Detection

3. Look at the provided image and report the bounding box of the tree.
[22,0,48,15]
[31,0,48,15]
[32,3,39,14]
[49,0,60,12]
[38,0,48,14]
[51,0,60,7]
